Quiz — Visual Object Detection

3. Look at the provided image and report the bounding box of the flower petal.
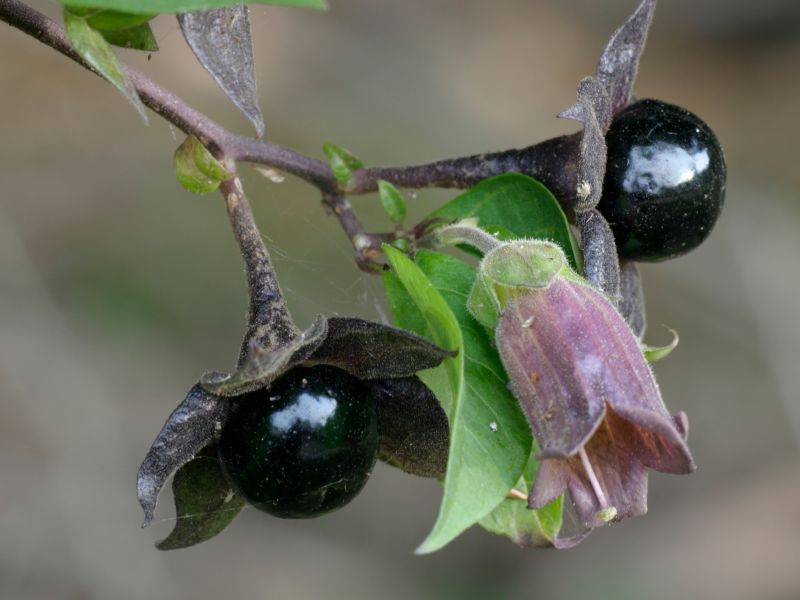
[498,278,678,458]
[499,274,695,541]
[607,405,695,474]
[530,404,694,534]
[529,412,650,528]
[497,278,609,457]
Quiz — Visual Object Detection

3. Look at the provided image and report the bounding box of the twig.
[219,176,299,363]
[347,134,581,208]
[0,0,337,193]
[0,0,583,268]
[322,193,395,272]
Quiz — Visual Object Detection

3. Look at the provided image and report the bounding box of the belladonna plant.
[132,0,707,551]
[435,223,695,546]
[0,0,722,552]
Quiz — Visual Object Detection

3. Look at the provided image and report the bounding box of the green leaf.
[84,9,155,30]
[479,455,563,547]
[378,180,407,224]
[57,0,327,15]
[63,8,148,122]
[382,247,462,413]
[383,248,532,554]
[322,142,363,184]
[190,137,234,180]
[81,7,158,52]
[426,173,581,271]
[62,6,100,17]
[173,136,232,194]
[101,22,159,52]
[390,238,410,252]
[156,450,245,550]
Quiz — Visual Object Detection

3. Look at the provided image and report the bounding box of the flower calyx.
[137,313,453,525]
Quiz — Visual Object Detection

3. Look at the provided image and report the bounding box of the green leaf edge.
[101,21,159,52]
[57,0,327,16]
[63,8,148,122]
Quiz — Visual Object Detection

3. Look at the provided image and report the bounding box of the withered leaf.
[597,0,657,118]
[178,6,265,136]
[369,376,449,479]
[305,317,456,380]
[577,208,621,302]
[559,77,608,213]
[137,384,229,527]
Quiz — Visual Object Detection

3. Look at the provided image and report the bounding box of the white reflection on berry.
[270,394,338,431]
[623,142,710,194]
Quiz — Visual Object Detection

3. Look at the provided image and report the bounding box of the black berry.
[598,99,726,261]
[218,366,379,519]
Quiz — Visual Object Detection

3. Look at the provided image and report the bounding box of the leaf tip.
[412,539,436,556]
[137,475,157,528]
[253,117,266,138]
[413,527,453,555]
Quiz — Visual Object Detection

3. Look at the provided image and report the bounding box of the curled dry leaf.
[596,0,658,117]
[178,6,265,136]
[136,384,229,527]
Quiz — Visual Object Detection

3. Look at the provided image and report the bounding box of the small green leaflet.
[323,143,363,184]
[378,180,407,224]
[156,450,245,550]
[174,136,234,194]
[56,0,326,15]
[383,248,532,553]
[63,8,148,122]
[425,173,581,271]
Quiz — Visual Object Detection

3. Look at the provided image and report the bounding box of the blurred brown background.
[2,1,799,598]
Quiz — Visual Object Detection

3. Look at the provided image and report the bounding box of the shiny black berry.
[218,366,379,519]
[598,99,726,261]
